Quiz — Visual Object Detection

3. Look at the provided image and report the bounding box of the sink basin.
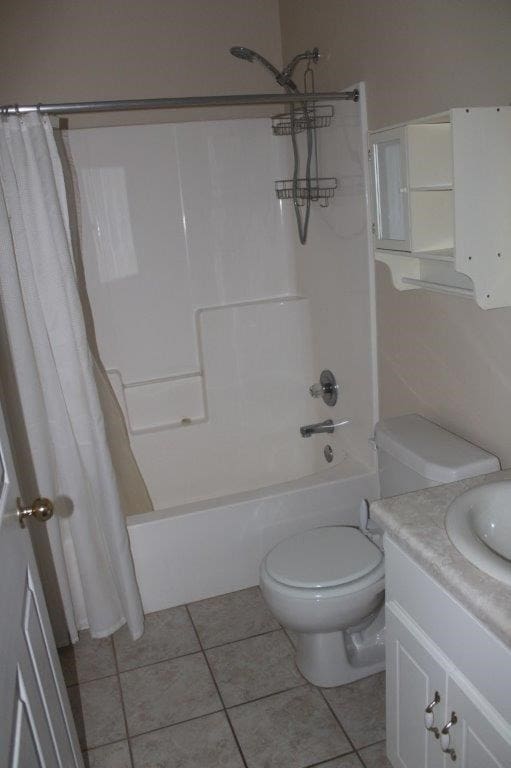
[445,481,511,585]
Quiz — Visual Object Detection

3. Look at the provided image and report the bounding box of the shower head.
[229,45,299,93]
[230,46,256,63]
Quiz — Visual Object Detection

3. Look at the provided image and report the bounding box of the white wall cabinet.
[385,538,511,768]
[370,107,511,308]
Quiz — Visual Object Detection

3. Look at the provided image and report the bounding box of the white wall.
[65,118,328,509]
[65,100,376,509]
[0,0,283,128]
[288,92,377,469]
[280,0,511,467]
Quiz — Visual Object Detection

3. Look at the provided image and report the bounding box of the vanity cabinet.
[385,537,511,767]
[370,107,511,308]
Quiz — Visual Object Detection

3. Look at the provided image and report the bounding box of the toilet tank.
[375,414,500,498]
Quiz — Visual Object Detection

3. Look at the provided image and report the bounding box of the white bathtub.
[128,457,379,613]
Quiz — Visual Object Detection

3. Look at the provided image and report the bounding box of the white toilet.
[260,414,499,687]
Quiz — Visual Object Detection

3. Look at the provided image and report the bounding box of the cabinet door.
[445,677,511,767]
[370,127,411,251]
[386,602,446,768]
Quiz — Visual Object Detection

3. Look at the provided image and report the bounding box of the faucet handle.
[309,369,338,407]
[309,383,325,398]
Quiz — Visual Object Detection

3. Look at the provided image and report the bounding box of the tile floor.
[60,587,391,768]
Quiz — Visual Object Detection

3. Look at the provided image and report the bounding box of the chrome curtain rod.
[0,89,358,117]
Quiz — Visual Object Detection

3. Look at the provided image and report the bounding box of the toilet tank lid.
[374,414,500,483]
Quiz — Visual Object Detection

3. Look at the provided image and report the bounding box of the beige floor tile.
[59,632,116,686]
[322,672,386,749]
[188,587,279,648]
[206,629,304,706]
[120,652,222,736]
[358,740,391,768]
[68,676,126,750]
[83,740,132,768]
[131,711,244,768]
[228,684,351,768]
[113,606,200,671]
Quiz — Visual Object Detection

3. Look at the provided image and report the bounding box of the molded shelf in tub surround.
[369,467,511,649]
[107,369,206,434]
[370,106,511,308]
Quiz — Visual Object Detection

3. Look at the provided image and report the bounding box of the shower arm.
[281,48,320,79]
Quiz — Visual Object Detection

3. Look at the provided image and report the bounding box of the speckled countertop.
[370,469,511,649]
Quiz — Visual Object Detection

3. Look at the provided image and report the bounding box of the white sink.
[445,480,511,585]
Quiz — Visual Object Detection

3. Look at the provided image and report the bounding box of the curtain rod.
[0,89,359,116]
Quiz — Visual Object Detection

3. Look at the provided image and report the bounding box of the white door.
[386,602,446,768]
[0,402,83,767]
[370,126,411,252]
[446,677,511,767]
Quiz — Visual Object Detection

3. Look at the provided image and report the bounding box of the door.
[445,677,511,767]
[370,126,411,252]
[386,601,446,768]
[0,402,83,766]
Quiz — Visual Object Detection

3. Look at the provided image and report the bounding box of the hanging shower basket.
[275,177,337,205]
[271,104,334,136]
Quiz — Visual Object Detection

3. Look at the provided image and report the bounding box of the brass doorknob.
[17,497,54,529]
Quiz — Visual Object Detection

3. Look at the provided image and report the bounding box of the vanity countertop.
[370,468,511,649]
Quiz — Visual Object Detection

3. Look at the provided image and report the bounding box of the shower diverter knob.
[309,369,338,407]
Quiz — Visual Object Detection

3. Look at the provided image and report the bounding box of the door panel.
[447,677,511,767]
[386,601,446,768]
[0,402,83,767]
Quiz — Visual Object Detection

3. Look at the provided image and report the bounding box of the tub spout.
[299,418,350,438]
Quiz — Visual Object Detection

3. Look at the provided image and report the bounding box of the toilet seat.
[264,526,383,590]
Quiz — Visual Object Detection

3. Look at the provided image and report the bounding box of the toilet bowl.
[259,415,500,688]
[259,525,385,687]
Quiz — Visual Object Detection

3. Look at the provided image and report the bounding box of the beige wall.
[0,0,282,127]
[280,0,511,467]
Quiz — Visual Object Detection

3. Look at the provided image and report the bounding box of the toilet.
[260,414,499,687]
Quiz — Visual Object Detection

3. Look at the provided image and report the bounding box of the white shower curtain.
[0,113,144,642]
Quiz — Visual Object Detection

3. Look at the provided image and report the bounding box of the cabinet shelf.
[410,184,453,192]
[401,278,473,297]
[370,106,511,308]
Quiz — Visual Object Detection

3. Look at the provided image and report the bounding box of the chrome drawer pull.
[441,712,457,761]
[424,691,441,738]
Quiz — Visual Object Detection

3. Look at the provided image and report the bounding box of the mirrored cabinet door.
[371,127,411,251]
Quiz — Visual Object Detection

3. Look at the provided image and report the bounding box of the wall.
[0,0,283,127]
[289,90,377,470]
[65,117,326,509]
[280,0,511,466]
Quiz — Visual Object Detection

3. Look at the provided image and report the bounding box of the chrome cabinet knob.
[424,691,441,738]
[17,497,54,529]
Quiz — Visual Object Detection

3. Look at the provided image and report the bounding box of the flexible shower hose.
[290,100,314,245]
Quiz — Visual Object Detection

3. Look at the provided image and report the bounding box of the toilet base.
[294,629,385,688]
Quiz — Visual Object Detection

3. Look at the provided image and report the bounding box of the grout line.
[358,736,386,750]
[111,637,136,768]
[185,605,249,768]
[116,647,203,676]
[196,626,282,652]
[127,707,224,743]
[81,736,129,757]
[302,751,359,768]
[225,681,309,711]
[318,688,359,756]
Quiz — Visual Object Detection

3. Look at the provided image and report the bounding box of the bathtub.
[128,457,379,613]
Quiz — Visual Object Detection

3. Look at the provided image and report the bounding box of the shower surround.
[64,86,378,607]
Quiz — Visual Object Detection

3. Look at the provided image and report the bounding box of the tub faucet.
[300,418,350,438]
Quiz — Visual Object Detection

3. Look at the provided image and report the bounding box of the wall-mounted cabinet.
[370,107,511,309]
